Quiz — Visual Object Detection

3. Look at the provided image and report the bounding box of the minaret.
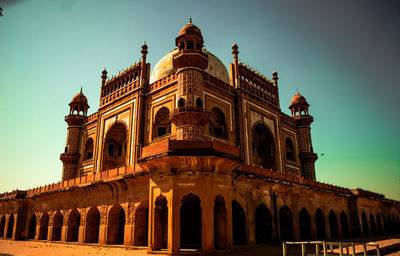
[60,89,89,181]
[170,19,209,140]
[289,92,318,180]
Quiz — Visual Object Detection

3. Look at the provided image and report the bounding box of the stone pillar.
[168,190,180,253]
[98,206,107,244]
[247,200,256,245]
[78,210,85,243]
[47,213,53,241]
[226,193,233,249]
[310,212,317,240]
[124,203,135,246]
[201,190,213,253]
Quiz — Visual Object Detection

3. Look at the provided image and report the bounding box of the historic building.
[0,20,399,254]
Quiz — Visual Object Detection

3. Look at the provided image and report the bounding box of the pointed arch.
[107,204,125,245]
[84,138,94,160]
[153,107,171,138]
[214,195,227,249]
[285,138,295,161]
[181,193,202,249]
[251,122,276,170]
[102,121,128,171]
[39,212,49,240]
[279,205,294,241]
[209,107,227,140]
[362,212,369,236]
[28,214,36,239]
[340,211,349,238]
[6,214,14,238]
[299,208,311,241]
[85,207,100,243]
[154,195,168,250]
[67,208,80,242]
[315,209,326,239]
[232,200,247,245]
[370,213,376,235]
[329,210,338,238]
[0,215,5,237]
[52,211,63,241]
[134,201,149,246]
[255,204,273,243]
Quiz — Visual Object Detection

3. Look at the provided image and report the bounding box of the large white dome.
[150,49,230,84]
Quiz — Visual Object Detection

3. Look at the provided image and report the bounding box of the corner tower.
[60,89,89,181]
[170,19,209,140]
[289,92,318,180]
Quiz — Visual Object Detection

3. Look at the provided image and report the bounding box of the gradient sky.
[0,0,399,200]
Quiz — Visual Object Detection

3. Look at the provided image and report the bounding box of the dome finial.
[189,17,192,24]
[80,86,82,93]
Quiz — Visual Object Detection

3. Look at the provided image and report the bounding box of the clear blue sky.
[0,0,399,200]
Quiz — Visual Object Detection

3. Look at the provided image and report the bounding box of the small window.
[117,144,122,157]
[179,42,185,50]
[178,98,185,107]
[108,144,114,157]
[153,107,171,139]
[196,98,203,108]
[285,138,295,161]
[209,107,227,140]
[196,42,201,49]
[84,138,94,160]
[187,40,194,49]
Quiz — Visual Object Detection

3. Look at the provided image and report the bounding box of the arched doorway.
[279,206,294,241]
[340,211,349,237]
[251,122,276,170]
[181,193,202,249]
[28,214,37,239]
[107,204,125,245]
[214,195,227,249]
[315,209,326,239]
[0,215,5,237]
[376,213,383,234]
[67,208,80,242]
[209,107,227,140]
[361,212,369,236]
[154,195,168,250]
[6,214,14,238]
[39,212,49,240]
[329,210,338,238]
[52,211,63,241]
[134,201,148,246]
[102,121,128,171]
[85,207,100,243]
[370,213,376,235]
[255,204,273,243]
[299,208,311,241]
[232,200,246,245]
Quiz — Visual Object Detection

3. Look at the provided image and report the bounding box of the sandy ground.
[0,240,148,256]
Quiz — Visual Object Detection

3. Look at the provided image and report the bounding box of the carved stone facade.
[0,20,399,254]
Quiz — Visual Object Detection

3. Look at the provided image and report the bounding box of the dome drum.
[173,51,208,70]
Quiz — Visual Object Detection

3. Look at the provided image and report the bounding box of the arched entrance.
[370,213,376,235]
[232,200,246,245]
[28,214,36,239]
[255,204,273,243]
[251,122,276,170]
[0,215,5,237]
[67,208,80,242]
[6,214,14,238]
[299,208,311,241]
[180,193,202,249]
[39,212,49,240]
[85,207,100,243]
[279,206,294,241]
[102,121,128,171]
[107,204,125,245]
[134,201,148,246]
[376,213,383,234]
[329,210,338,238]
[154,195,168,250]
[315,209,326,239]
[361,212,369,236]
[214,195,227,249]
[340,211,349,237]
[52,211,63,241]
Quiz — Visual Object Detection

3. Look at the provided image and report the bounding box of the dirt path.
[0,240,148,256]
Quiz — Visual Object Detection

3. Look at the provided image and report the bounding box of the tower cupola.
[289,92,309,117]
[176,18,204,51]
[69,88,89,116]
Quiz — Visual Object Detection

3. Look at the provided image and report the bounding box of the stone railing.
[203,73,235,94]
[100,80,140,107]
[240,165,352,195]
[0,165,145,200]
[148,73,178,93]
